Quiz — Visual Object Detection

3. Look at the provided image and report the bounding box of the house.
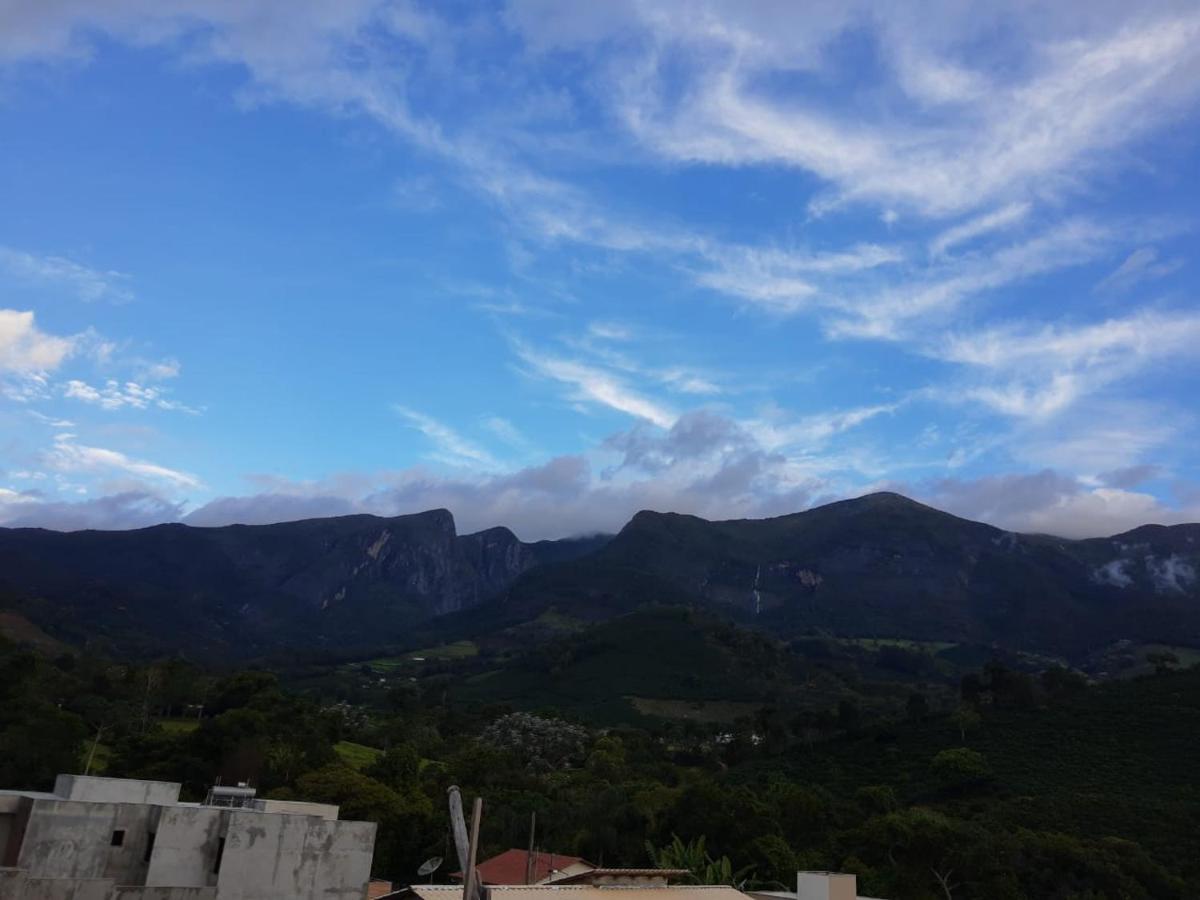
[551,869,691,888]
[454,850,595,886]
[0,774,377,900]
[395,885,753,900]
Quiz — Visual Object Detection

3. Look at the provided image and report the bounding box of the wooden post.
[525,812,537,884]
[462,797,483,900]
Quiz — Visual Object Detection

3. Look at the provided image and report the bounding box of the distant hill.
[497,492,1200,658]
[0,509,600,659]
[1,492,1197,661]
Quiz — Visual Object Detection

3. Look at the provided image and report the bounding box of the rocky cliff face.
[3,494,1196,661]
[0,509,548,658]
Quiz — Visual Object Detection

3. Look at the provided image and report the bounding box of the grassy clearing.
[359,640,479,672]
[158,717,201,734]
[335,740,382,770]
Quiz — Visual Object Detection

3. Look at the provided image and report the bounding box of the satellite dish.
[418,857,443,880]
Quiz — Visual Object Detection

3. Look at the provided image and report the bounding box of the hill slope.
[498,493,1200,658]
[2,492,1197,661]
[0,509,596,658]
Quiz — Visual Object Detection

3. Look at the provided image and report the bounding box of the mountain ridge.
[1,492,1197,661]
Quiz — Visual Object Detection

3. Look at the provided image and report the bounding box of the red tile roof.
[466,849,593,885]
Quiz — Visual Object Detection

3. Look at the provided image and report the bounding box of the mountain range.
[1,492,1197,662]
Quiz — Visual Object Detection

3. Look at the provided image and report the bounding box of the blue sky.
[1,1,1198,539]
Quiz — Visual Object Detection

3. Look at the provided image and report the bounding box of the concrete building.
[0,775,377,900]
[747,871,885,900]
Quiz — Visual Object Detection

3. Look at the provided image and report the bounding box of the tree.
[837,698,860,732]
[905,691,929,722]
[646,835,749,886]
[951,705,980,744]
[1146,651,1179,675]
[930,748,991,789]
[479,712,588,773]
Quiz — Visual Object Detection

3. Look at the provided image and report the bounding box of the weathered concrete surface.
[144,808,222,889]
[216,812,375,900]
[53,781,179,809]
[0,868,27,900]
[114,887,216,900]
[4,776,376,900]
[16,801,157,884]
[249,801,338,821]
[15,875,114,900]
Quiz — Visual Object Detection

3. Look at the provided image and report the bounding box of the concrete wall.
[53,781,179,809]
[249,801,338,822]
[1,871,116,900]
[796,873,856,900]
[0,816,13,866]
[1,868,27,900]
[114,887,216,900]
[215,811,374,900]
[144,808,223,889]
[15,801,158,884]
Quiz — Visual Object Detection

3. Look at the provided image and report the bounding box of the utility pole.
[462,797,483,900]
[448,786,482,900]
[525,812,537,884]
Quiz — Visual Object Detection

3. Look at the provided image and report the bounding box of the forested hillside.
[3,622,1197,899]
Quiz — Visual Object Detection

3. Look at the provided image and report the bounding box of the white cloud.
[829,218,1116,339]
[1094,246,1185,293]
[0,245,132,302]
[0,309,76,374]
[695,243,902,315]
[930,202,1031,257]
[62,378,197,413]
[569,4,1200,216]
[0,489,184,530]
[44,433,201,491]
[934,310,1200,420]
[515,342,678,428]
[137,358,182,381]
[481,416,536,454]
[916,470,1200,539]
[394,406,502,469]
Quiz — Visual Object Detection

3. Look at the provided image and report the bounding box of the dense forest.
[2,609,1197,900]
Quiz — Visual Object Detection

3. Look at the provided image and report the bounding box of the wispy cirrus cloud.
[930,202,1032,257]
[44,432,202,491]
[394,406,502,469]
[1094,246,1186,293]
[0,245,132,302]
[829,217,1118,339]
[935,309,1200,420]
[514,342,678,428]
[547,3,1200,217]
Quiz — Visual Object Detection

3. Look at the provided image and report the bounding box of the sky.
[1,0,1199,540]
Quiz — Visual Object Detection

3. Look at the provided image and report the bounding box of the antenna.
[417,857,443,884]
